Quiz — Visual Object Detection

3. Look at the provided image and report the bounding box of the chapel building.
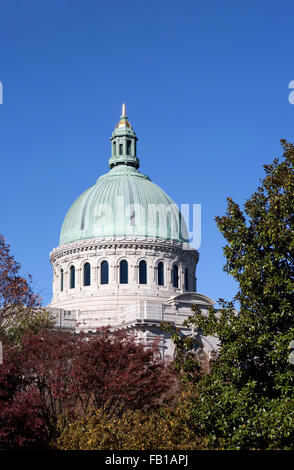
[49,105,217,358]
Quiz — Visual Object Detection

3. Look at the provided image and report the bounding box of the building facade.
[49,105,217,359]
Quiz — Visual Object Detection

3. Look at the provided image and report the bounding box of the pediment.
[167,292,215,307]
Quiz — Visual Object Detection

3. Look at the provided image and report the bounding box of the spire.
[116,102,131,129]
[121,103,126,118]
[109,104,140,170]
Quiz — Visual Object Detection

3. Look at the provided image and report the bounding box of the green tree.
[164,140,294,449]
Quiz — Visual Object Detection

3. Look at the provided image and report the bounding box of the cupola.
[109,103,139,169]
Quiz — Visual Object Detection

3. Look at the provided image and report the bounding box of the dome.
[59,165,188,245]
[115,118,132,129]
[59,104,189,246]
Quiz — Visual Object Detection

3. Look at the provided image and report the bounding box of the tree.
[161,321,210,385]
[209,140,294,396]
[165,140,294,449]
[54,398,205,450]
[72,328,175,416]
[0,234,47,340]
[0,309,54,345]
[0,357,48,449]
[1,327,175,447]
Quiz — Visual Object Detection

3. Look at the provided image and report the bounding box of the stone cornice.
[50,237,197,263]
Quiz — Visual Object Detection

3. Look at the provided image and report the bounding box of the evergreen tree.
[164,140,294,449]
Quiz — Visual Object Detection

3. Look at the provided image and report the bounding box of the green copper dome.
[59,106,188,246]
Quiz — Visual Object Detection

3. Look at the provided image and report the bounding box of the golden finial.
[116,103,132,129]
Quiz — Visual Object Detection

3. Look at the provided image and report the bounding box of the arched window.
[83,263,91,286]
[101,260,109,284]
[60,269,64,292]
[157,262,164,286]
[119,143,123,155]
[172,264,179,288]
[113,141,116,156]
[120,260,128,284]
[70,265,75,289]
[127,140,132,155]
[139,260,147,284]
[185,268,189,291]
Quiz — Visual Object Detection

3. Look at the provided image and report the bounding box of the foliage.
[53,396,206,450]
[195,140,294,394]
[71,328,175,415]
[0,234,54,448]
[0,359,48,449]
[165,141,294,449]
[0,309,54,344]
[185,373,294,449]
[161,320,209,385]
[0,234,44,338]
[0,327,175,448]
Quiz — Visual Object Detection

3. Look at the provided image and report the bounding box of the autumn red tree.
[0,234,41,330]
[0,358,48,449]
[72,328,175,415]
[0,327,175,448]
[17,328,174,418]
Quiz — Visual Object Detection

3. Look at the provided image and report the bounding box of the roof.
[59,165,188,245]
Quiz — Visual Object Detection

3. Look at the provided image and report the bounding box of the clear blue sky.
[0,0,293,306]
